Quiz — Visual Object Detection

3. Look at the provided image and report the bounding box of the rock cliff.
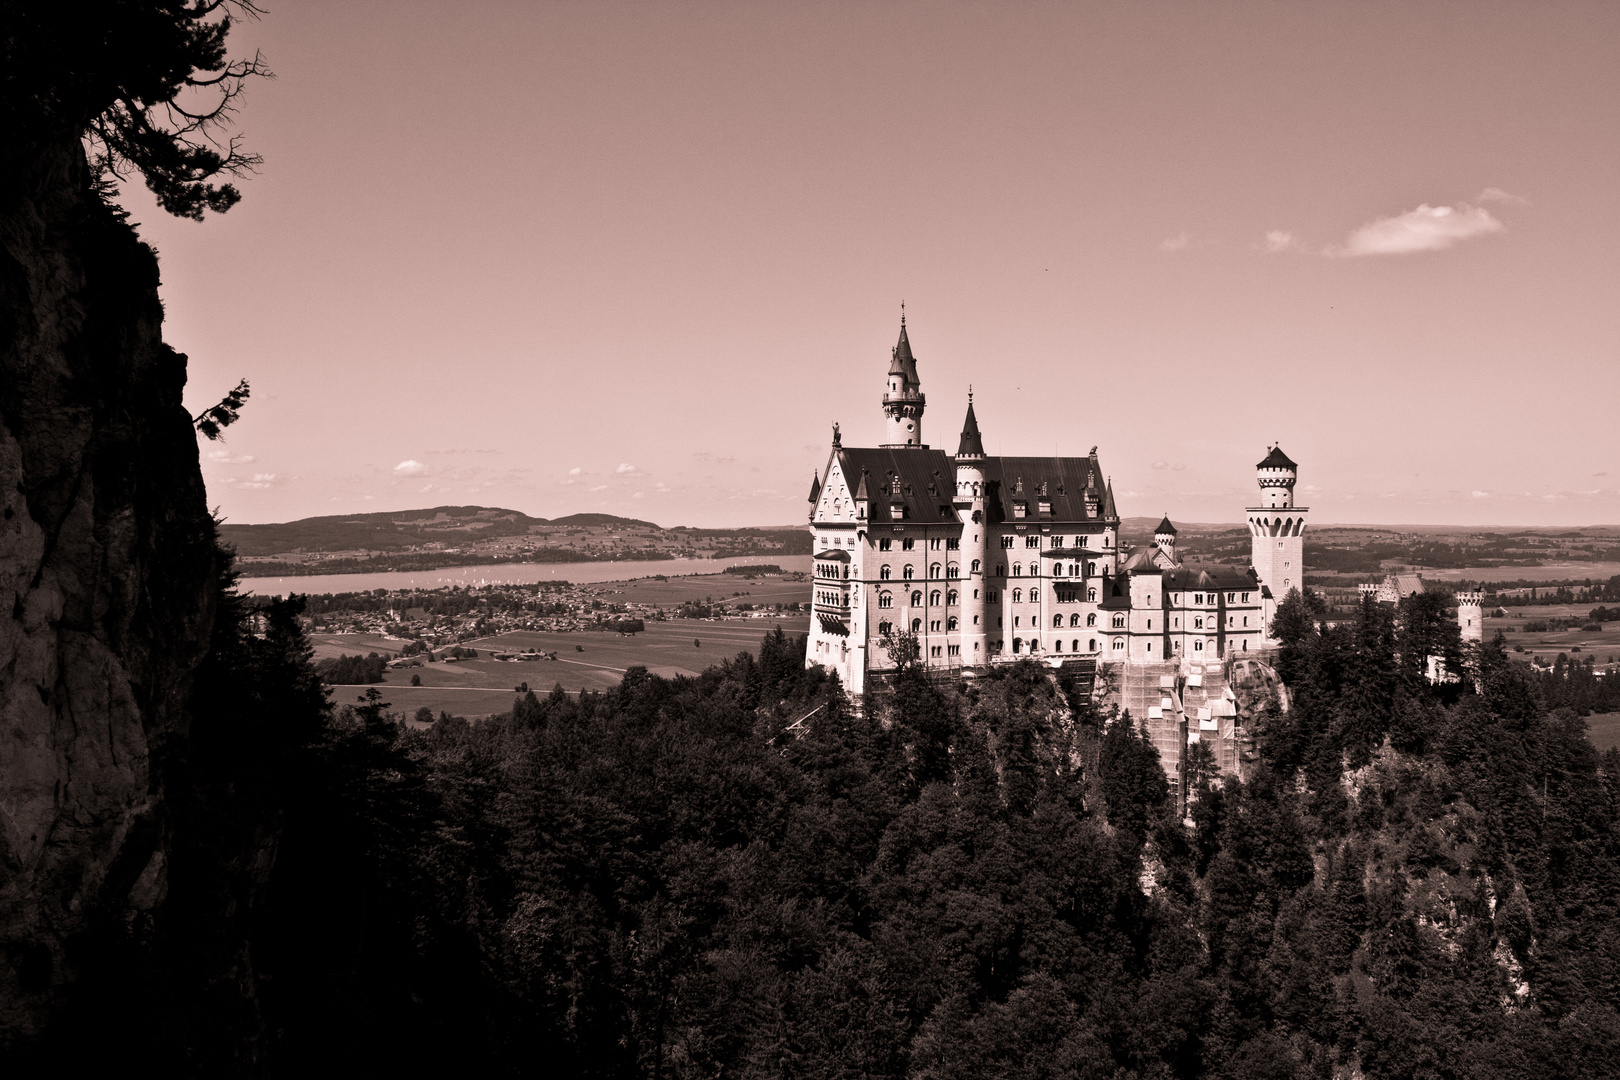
[0,137,219,1042]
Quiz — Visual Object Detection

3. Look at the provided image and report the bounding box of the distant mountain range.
[220,506,812,575]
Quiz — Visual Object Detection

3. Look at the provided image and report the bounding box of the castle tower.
[1154,515,1177,563]
[1456,591,1484,645]
[1248,445,1309,613]
[881,311,927,447]
[954,395,988,668]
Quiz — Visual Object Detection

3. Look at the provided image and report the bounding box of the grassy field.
[1418,562,1620,584]
[1485,607,1620,668]
[597,569,808,609]
[314,613,811,719]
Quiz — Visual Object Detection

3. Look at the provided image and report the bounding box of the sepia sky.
[126,1,1620,528]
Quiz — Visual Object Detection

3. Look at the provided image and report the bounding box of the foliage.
[314,651,387,684]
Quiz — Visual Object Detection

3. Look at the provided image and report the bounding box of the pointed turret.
[1103,478,1118,520]
[808,470,822,504]
[1154,514,1177,563]
[881,310,927,447]
[1154,515,1177,537]
[956,397,985,459]
[854,468,869,501]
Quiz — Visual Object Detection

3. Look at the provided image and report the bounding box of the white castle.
[803,316,1307,697]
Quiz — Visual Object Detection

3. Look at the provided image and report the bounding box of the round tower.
[1154,515,1177,563]
[1255,444,1298,509]
[881,311,927,448]
[955,394,988,668]
[1455,591,1484,644]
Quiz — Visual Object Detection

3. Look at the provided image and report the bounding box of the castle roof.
[1162,564,1260,592]
[956,399,985,458]
[1155,515,1177,536]
[823,447,1117,525]
[888,320,920,387]
[1102,479,1118,519]
[807,471,821,503]
[1257,445,1298,470]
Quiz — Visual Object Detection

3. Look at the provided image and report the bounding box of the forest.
[42,548,1620,1078]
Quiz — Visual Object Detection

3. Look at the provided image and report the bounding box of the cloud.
[1477,187,1527,205]
[615,463,642,476]
[569,466,582,475]
[589,484,608,492]
[1472,490,1491,498]
[205,449,255,464]
[631,491,644,499]
[1149,460,1186,472]
[1159,232,1190,252]
[1259,230,1299,253]
[394,459,429,476]
[1329,202,1505,256]
[238,473,277,490]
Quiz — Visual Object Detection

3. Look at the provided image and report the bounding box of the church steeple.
[956,392,984,459]
[881,308,927,448]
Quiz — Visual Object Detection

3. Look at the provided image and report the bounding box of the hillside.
[220,505,812,574]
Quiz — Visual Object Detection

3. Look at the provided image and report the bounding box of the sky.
[124,1,1620,529]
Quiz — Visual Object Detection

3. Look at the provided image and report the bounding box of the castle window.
[930,590,941,605]
[930,563,941,578]
[1014,503,1027,519]
[1079,536,1087,547]
[1026,536,1040,548]
[1242,592,1250,603]
[911,618,922,633]
[1194,640,1203,651]
[946,538,959,550]
[930,538,941,550]
[879,538,892,551]
[947,564,959,579]
[903,538,915,550]
[1012,563,1022,576]
[997,564,1005,577]
[947,591,958,606]
[1089,638,1096,651]
[1070,614,1081,627]
[1012,589,1022,603]
[931,620,941,632]
[1194,593,1203,604]
[1113,639,1124,650]
[1038,500,1051,515]
[1087,589,1097,602]
[1194,616,1204,628]
[880,565,891,580]
[879,621,892,635]
[1053,639,1062,651]
[1053,536,1065,547]
[878,593,893,609]
[1086,562,1096,576]
[1112,614,1125,629]
[1227,592,1236,602]
[1029,589,1039,604]
[903,565,914,580]
[1013,638,1023,653]
[1001,536,1015,548]
[987,590,997,602]
[971,559,981,573]
[930,645,941,657]
[1072,639,1080,652]
[948,617,959,631]
[1053,615,1063,628]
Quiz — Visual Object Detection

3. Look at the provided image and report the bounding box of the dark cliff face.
[0,136,219,1040]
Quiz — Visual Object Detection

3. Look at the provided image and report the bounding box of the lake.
[238,554,813,596]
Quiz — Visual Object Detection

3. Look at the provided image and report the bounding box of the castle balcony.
[882,391,926,406]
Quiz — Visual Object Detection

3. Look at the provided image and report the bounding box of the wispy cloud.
[1159,232,1190,252]
[1259,230,1299,254]
[1150,460,1186,472]
[1476,186,1527,205]
[615,462,643,476]
[394,459,428,476]
[239,472,278,490]
[1329,201,1505,257]
[206,449,256,464]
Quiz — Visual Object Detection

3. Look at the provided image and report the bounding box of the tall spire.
[956,396,985,458]
[1103,477,1118,520]
[881,310,926,447]
[808,469,821,503]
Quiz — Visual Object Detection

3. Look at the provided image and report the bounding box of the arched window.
[1086,561,1096,576]
[947,591,958,606]
[1087,588,1097,602]
[1028,589,1039,604]
[1070,614,1080,627]
[903,564,914,580]
[878,593,893,609]
[930,590,941,605]
[1052,615,1063,628]
[911,591,922,606]
[1053,639,1062,651]
[1072,639,1079,652]
[1012,563,1022,576]
[878,621,892,635]
[911,618,922,633]
[997,564,1006,576]
[1111,614,1125,628]
[1012,638,1023,653]
[947,616,958,630]
[1086,613,1096,626]
[879,564,891,580]
[1012,589,1022,603]
[971,559,981,573]
[1194,640,1204,651]
[1089,638,1096,651]
[1113,638,1124,650]
[930,563,941,579]
[1194,616,1203,629]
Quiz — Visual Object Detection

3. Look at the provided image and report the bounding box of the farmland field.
[313,613,811,719]
[1485,607,1620,669]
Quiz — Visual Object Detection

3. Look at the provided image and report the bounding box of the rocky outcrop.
[0,138,219,1041]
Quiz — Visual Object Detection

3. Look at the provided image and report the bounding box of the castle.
[804,316,1308,697]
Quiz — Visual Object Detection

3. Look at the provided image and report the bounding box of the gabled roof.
[1257,445,1298,470]
[981,455,1114,524]
[1162,564,1261,592]
[814,549,851,562]
[957,400,985,458]
[1155,515,1177,536]
[831,446,959,523]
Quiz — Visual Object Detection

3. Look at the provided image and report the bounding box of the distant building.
[803,315,1293,700]
[1359,572,1483,681]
